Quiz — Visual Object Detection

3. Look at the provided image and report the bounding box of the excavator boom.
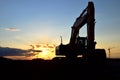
[70,2,95,47]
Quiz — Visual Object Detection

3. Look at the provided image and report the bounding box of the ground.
[0,57,120,80]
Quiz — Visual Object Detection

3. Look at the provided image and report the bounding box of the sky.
[0,0,120,59]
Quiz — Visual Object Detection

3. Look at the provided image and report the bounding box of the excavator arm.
[70,9,87,45]
[70,1,95,48]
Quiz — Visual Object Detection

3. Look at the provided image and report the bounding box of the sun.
[30,44,56,60]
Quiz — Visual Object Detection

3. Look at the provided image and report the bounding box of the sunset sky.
[0,0,120,59]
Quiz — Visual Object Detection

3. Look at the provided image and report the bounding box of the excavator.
[55,1,106,64]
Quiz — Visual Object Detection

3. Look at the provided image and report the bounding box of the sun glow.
[30,44,56,60]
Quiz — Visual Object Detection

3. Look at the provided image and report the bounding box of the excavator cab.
[75,37,87,54]
[56,37,87,57]
[76,37,87,49]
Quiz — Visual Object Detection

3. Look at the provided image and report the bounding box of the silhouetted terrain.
[0,57,120,80]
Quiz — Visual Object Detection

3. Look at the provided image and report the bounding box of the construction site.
[0,1,120,80]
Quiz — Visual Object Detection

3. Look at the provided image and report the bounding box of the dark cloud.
[5,28,20,31]
[0,47,26,56]
[0,47,42,57]
[25,49,42,57]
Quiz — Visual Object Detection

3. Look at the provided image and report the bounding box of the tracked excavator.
[55,1,106,64]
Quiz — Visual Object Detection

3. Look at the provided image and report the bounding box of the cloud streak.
[0,47,26,56]
[0,47,39,57]
[5,28,20,31]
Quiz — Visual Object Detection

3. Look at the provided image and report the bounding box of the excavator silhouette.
[54,1,106,64]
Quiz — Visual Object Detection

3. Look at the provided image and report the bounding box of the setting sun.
[30,44,56,60]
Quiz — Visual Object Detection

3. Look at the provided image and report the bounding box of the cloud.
[0,47,41,57]
[0,47,26,56]
[5,28,20,31]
